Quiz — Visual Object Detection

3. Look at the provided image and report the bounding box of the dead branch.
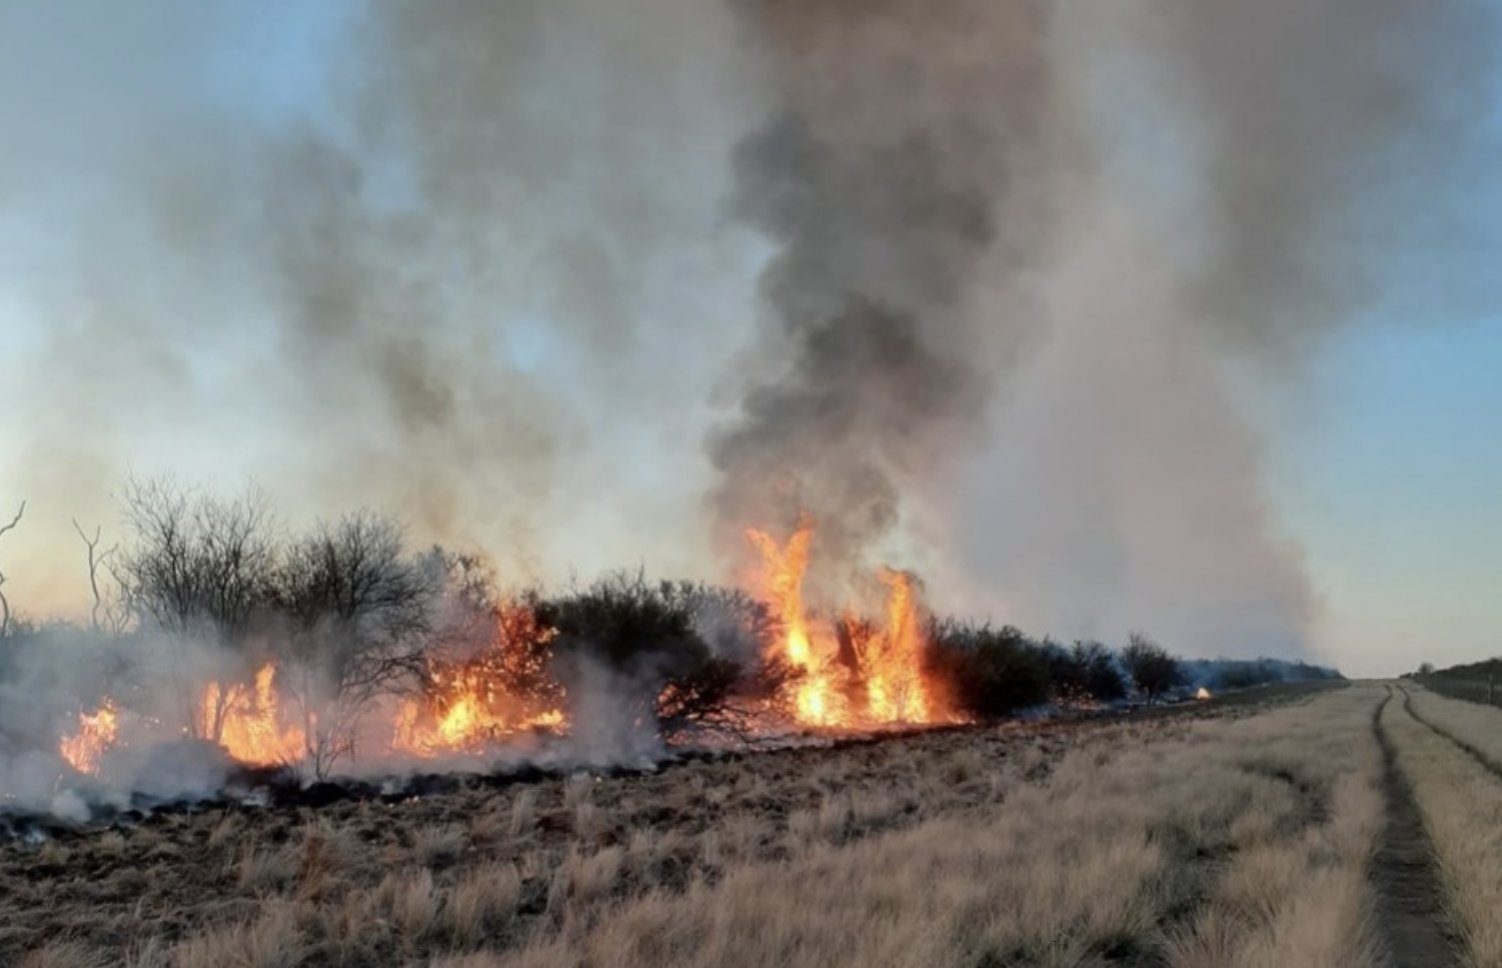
[74,518,117,632]
[0,500,24,637]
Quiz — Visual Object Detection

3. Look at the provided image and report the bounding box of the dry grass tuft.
[19,940,114,968]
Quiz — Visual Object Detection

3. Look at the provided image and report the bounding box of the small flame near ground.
[59,701,120,775]
[1195,686,1212,701]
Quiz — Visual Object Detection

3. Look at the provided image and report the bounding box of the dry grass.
[498,686,1387,968]
[0,683,1363,967]
[1405,686,1502,767]
[1384,687,1502,966]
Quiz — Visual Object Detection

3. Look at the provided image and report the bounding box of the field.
[8,680,1502,968]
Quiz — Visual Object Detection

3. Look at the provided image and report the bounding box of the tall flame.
[868,568,931,722]
[60,701,120,775]
[746,518,843,725]
[201,664,305,766]
[747,518,944,729]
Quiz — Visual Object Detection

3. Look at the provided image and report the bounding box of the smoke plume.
[709,0,1067,587]
[0,0,1497,664]
[712,0,1497,654]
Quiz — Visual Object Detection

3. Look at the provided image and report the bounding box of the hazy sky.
[1,1,1498,678]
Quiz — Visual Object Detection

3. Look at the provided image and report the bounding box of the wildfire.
[1195,686,1212,701]
[201,664,305,766]
[50,525,952,779]
[393,600,568,757]
[747,518,843,725]
[747,518,943,729]
[59,701,120,775]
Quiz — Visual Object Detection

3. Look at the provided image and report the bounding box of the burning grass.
[0,682,1358,966]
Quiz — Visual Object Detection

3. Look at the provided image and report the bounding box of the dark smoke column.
[708,0,1063,580]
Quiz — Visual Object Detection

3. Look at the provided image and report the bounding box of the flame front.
[201,664,305,766]
[53,524,953,777]
[60,701,120,775]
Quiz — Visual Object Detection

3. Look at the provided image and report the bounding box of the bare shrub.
[274,512,438,776]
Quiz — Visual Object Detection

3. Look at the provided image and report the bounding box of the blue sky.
[0,2,1498,678]
[1276,318,1502,674]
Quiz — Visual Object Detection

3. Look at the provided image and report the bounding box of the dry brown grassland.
[3,683,1399,968]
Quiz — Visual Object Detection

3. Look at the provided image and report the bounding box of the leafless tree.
[274,512,438,777]
[0,501,24,638]
[115,478,279,737]
[115,478,278,645]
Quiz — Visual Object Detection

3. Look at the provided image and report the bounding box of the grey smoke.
[712,0,1497,656]
[709,0,1068,591]
[0,0,1497,666]
[0,0,756,599]
[1133,0,1499,355]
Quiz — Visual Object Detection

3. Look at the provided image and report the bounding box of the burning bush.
[271,512,441,775]
[392,560,566,758]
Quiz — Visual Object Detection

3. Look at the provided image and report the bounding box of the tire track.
[1398,685,1502,782]
[1371,685,1461,968]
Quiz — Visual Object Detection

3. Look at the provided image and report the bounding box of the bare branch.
[0,501,24,542]
[74,518,116,633]
[0,500,23,637]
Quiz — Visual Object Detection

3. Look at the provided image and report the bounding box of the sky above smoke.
[1,1,1499,677]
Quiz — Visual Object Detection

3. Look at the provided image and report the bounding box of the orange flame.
[746,518,844,726]
[60,701,120,775]
[747,518,946,729]
[867,568,931,722]
[201,664,305,766]
[393,601,567,756]
[392,681,566,756]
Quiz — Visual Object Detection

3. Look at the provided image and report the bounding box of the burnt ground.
[1371,686,1461,968]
